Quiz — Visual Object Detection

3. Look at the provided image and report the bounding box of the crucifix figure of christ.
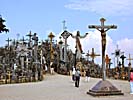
[70,31,88,60]
[89,18,117,81]
[87,18,124,96]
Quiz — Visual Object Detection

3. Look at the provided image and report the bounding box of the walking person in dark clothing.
[75,68,81,87]
[85,69,90,82]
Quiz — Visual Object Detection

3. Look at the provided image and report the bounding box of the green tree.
[0,15,9,33]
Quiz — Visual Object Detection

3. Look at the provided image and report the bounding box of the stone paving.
[0,74,133,100]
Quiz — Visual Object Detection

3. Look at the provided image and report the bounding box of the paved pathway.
[0,74,133,100]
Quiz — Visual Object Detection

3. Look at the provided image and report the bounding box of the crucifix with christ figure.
[87,18,124,96]
[89,18,117,81]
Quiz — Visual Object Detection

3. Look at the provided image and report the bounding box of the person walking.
[72,66,76,81]
[50,62,54,75]
[85,69,90,82]
[129,69,133,94]
[75,68,81,87]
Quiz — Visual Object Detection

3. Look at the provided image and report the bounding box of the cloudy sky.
[0,0,133,67]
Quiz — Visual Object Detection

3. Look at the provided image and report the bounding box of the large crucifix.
[89,18,117,81]
[87,18,123,96]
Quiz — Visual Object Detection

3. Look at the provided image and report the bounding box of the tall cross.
[120,54,126,67]
[88,18,117,81]
[62,20,67,31]
[112,44,124,67]
[86,50,89,61]
[26,31,33,40]
[87,48,100,63]
[26,31,33,49]
[32,33,38,46]
[127,54,133,69]
[6,38,12,48]
[20,36,27,45]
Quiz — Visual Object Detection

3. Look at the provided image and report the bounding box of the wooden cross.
[87,48,100,63]
[26,31,33,40]
[6,38,12,48]
[26,31,33,49]
[20,36,27,45]
[120,54,126,67]
[88,18,117,81]
[86,50,90,61]
[112,44,124,67]
[32,33,38,46]
[127,54,133,69]
[62,20,67,31]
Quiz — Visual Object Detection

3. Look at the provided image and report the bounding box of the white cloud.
[65,0,133,16]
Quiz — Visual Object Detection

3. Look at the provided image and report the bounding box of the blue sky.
[0,0,133,66]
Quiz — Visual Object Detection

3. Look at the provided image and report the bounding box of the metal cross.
[88,18,117,81]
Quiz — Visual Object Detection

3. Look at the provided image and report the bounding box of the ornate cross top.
[88,18,117,81]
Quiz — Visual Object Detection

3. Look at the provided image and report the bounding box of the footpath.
[0,73,133,100]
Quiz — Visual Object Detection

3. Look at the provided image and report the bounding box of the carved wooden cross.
[87,48,100,63]
[112,44,124,67]
[62,20,67,31]
[88,18,117,81]
[127,54,133,69]
[6,38,12,48]
[26,31,33,49]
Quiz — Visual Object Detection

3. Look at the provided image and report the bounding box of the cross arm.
[89,25,101,31]
[89,25,117,32]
